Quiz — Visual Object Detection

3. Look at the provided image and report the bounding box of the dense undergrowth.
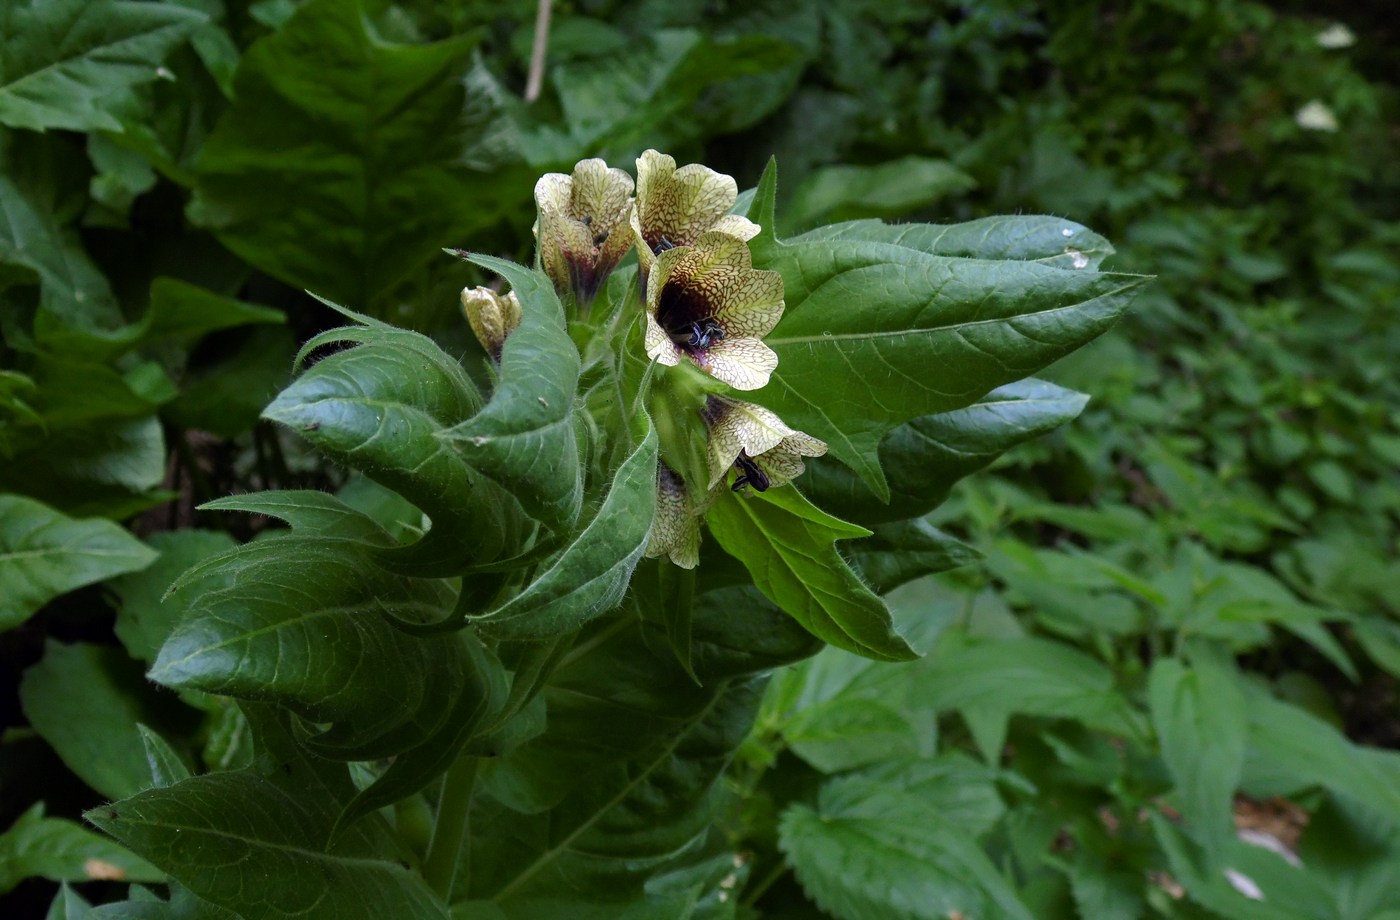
[2,1,1398,918]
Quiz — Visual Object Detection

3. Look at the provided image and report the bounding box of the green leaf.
[152,537,473,759]
[915,633,1147,741]
[545,29,800,157]
[779,773,1033,920]
[0,495,156,631]
[137,724,193,789]
[471,621,766,908]
[86,771,449,920]
[755,220,1145,498]
[189,0,523,307]
[45,883,94,920]
[1243,690,1400,824]
[0,172,121,331]
[263,320,530,575]
[785,156,976,230]
[1148,657,1247,857]
[706,486,916,662]
[847,519,982,594]
[802,378,1089,524]
[0,803,162,895]
[0,0,205,133]
[795,214,1116,271]
[109,530,237,664]
[469,411,655,641]
[20,641,188,800]
[199,491,394,544]
[440,256,583,532]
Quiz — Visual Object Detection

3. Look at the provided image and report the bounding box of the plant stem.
[423,755,479,901]
[740,856,789,908]
[524,0,553,103]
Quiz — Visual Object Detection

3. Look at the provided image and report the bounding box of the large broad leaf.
[468,410,655,641]
[0,172,121,331]
[1147,656,1247,858]
[263,317,529,575]
[779,771,1033,920]
[151,536,479,759]
[189,0,524,307]
[0,803,162,895]
[1242,689,1400,824]
[439,256,583,532]
[846,519,982,594]
[468,591,816,916]
[706,486,915,662]
[0,0,205,133]
[747,168,1146,499]
[86,770,447,920]
[541,29,801,158]
[914,633,1148,742]
[0,495,156,631]
[20,641,191,800]
[802,378,1089,525]
[109,530,238,664]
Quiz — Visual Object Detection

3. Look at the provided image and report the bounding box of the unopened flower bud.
[460,286,521,361]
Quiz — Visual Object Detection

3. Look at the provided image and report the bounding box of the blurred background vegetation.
[2,0,1398,916]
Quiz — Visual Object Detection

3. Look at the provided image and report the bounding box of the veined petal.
[644,312,682,366]
[534,158,635,303]
[702,337,778,391]
[633,149,756,276]
[704,396,827,490]
[643,232,784,386]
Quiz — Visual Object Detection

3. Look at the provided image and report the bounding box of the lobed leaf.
[0,0,205,133]
[189,0,522,307]
[86,771,448,920]
[706,486,916,662]
[803,378,1089,524]
[440,255,583,533]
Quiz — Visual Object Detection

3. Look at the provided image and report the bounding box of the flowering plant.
[83,152,1143,918]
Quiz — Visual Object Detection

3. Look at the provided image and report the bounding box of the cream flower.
[644,462,700,569]
[703,396,827,492]
[534,158,635,304]
[644,232,783,391]
[631,149,759,279]
[460,286,521,361]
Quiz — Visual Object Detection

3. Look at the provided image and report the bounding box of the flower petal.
[644,312,681,366]
[702,336,779,391]
[634,149,747,276]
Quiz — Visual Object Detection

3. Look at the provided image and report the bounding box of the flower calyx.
[644,462,700,569]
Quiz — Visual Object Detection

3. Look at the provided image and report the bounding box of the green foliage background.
[2,0,1398,918]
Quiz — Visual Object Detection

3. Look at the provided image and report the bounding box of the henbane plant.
[83,151,1146,918]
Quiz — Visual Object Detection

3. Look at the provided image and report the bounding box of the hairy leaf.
[802,378,1089,524]
[440,256,583,532]
[706,487,915,662]
[470,411,655,640]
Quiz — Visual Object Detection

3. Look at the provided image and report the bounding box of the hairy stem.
[423,755,479,900]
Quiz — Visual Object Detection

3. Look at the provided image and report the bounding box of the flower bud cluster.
[505,151,829,568]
